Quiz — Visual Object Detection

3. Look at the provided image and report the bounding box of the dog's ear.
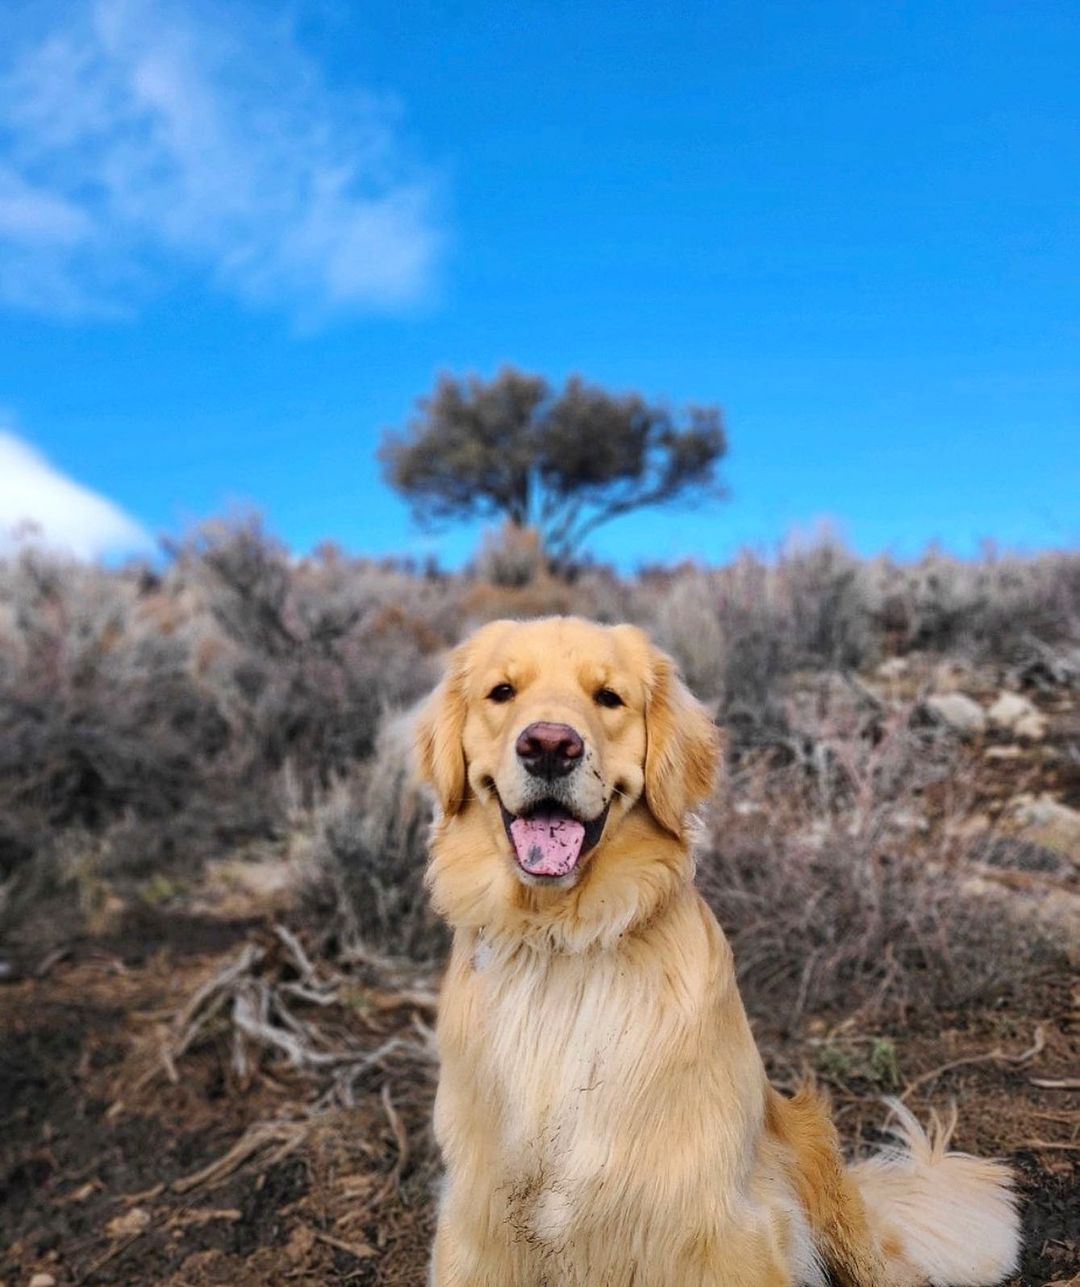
[414,643,470,816]
[642,644,721,839]
[414,621,517,814]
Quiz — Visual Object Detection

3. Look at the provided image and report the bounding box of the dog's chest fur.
[433,898,823,1283]
[465,934,645,1172]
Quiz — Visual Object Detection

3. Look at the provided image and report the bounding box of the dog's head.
[415,617,719,892]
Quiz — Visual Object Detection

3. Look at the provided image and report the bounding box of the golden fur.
[416,617,1020,1286]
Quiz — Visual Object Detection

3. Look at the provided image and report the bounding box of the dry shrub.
[0,522,453,946]
[780,539,878,670]
[645,543,1080,749]
[871,547,1080,664]
[698,686,1057,1025]
[0,551,234,945]
[174,519,449,793]
[2,525,1077,982]
[649,573,728,699]
[0,552,220,828]
[304,710,445,964]
[473,521,546,587]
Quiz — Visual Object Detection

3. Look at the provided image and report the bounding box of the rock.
[1014,711,1049,741]
[984,745,1022,760]
[30,1275,57,1287]
[1017,642,1080,690]
[988,692,1035,728]
[1013,795,1080,864]
[931,659,973,690]
[1033,889,1080,964]
[876,657,909,680]
[886,808,930,834]
[987,692,1048,740]
[963,876,1080,965]
[971,834,1072,878]
[924,692,986,737]
[796,820,830,853]
[947,813,992,839]
[106,1206,151,1239]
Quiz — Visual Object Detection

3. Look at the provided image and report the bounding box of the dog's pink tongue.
[509,812,586,877]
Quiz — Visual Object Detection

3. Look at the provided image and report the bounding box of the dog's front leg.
[430,1199,522,1287]
[429,1223,472,1287]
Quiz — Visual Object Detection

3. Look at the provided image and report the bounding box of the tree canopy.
[379,367,727,563]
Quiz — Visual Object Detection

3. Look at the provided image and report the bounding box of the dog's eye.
[487,683,516,704]
[595,687,624,709]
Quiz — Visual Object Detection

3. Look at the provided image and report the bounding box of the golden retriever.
[415,617,1020,1286]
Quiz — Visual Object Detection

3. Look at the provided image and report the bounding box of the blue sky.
[0,0,1077,567]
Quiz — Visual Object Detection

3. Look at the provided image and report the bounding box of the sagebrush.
[1,522,1076,1018]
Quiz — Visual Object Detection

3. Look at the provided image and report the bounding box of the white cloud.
[0,0,442,321]
[0,430,152,560]
[0,167,95,246]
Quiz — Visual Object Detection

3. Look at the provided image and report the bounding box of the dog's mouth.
[498,797,610,881]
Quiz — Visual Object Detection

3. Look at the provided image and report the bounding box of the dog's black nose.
[516,721,584,778]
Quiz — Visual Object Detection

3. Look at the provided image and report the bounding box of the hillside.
[1,526,1078,1285]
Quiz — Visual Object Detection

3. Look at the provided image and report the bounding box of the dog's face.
[416,617,718,890]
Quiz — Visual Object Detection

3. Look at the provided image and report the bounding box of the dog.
[415,616,1020,1286]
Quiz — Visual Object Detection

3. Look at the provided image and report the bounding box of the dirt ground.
[1,898,1077,1287]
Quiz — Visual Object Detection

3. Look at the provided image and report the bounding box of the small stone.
[1015,795,1080,830]
[30,1275,57,1287]
[887,808,929,834]
[961,876,1080,964]
[1014,795,1080,863]
[1013,711,1048,741]
[106,1206,151,1239]
[925,692,986,738]
[948,813,992,838]
[987,692,1047,739]
[797,820,830,852]
[987,691,1034,727]
[876,657,909,680]
[931,659,974,691]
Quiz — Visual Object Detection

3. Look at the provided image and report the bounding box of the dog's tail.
[847,1099,1020,1286]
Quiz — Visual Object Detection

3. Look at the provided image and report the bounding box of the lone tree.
[379,367,727,565]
